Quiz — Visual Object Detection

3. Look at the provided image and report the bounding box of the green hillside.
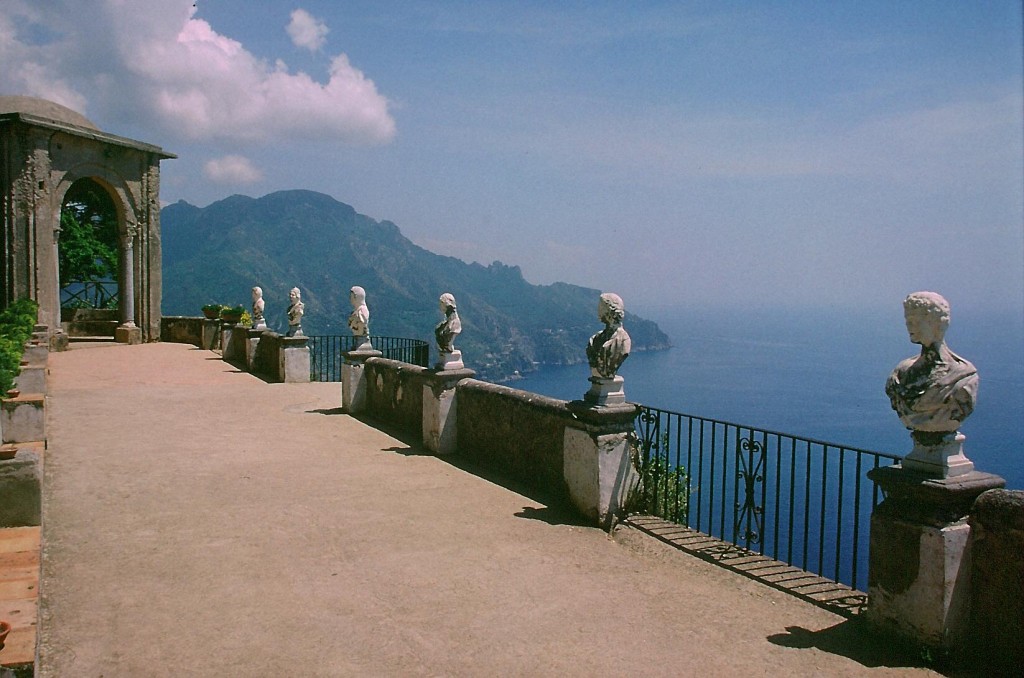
[161,189,670,380]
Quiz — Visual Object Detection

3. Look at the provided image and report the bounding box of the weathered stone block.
[280,337,310,383]
[344,350,384,413]
[14,364,46,394]
[563,402,639,529]
[202,319,221,350]
[1,394,45,443]
[114,324,142,345]
[0,447,41,527]
[421,368,475,455]
[866,465,1005,655]
[967,489,1024,672]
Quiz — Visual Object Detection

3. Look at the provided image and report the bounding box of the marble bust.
[886,292,978,433]
[286,287,304,337]
[348,286,371,349]
[587,292,631,379]
[583,292,631,406]
[434,292,464,370]
[251,286,266,329]
[885,291,978,476]
[434,293,462,353]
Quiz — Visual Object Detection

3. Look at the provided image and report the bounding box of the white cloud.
[287,9,329,52]
[203,155,264,184]
[0,1,394,146]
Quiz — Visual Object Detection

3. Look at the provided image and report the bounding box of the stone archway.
[0,95,174,344]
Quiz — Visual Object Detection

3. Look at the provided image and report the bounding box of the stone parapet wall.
[160,316,203,346]
[455,379,575,498]
[363,358,427,433]
[967,489,1024,671]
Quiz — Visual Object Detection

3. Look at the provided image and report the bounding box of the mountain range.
[160,189,671,381]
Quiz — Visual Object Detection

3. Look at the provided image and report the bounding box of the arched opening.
[58,178,121,337]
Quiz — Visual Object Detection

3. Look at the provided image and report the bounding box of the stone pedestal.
[115,323,143,345]
[866,465,1005,654]
[246,328,264,372]
[202,319,221,350]
[342,349,382,413]
[435,349,464,371]
[279,336,311,383]
[221,323,246,362]
[1,394,45,443]
[584,375,625,406]
[422,367,475,455]
[563,401,639,529]
[903,431,974,478]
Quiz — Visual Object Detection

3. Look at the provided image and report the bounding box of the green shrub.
[0,299,39,394]
[626,432,690,523]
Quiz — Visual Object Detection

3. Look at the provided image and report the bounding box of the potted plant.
[220,304,245,323]
[202,303,223,320]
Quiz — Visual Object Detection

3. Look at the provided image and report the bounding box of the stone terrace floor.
[29,341,946,676]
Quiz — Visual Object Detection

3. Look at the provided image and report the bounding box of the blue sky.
[3,1,1022,316]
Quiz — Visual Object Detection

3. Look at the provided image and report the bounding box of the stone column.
[115,223,142,344]
[279,336,311,383]
[422,367,475,455]
[342,348,383,413]
[866,465,1004,656]
[563,401,639,530]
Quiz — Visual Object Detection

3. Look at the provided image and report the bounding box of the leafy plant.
[0,299,39,394]
[626,431,690,523]
[202,303,224,313]
[59,182,119,288]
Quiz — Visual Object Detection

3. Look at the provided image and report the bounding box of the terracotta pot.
[202,308,221,319]
[0,447,16,460]
[5,389,19,399]
[0,619,11,648]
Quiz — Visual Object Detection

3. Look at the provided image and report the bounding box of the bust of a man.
[434,293,462,353]
[251,286,266,328]
[286,287,304,337]
[885,291,978,435]
[586,292,631,379]
[348,286,369,339]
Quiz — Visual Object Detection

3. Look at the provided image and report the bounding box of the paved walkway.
[37,342,941,676]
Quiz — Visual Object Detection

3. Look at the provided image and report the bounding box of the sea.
[514,305,1024,491]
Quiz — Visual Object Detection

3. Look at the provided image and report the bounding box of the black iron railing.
[308,335,430,381]
[633,405,901,591]
[60,280,118,309]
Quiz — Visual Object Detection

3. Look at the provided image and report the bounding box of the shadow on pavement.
[767,620,946,674]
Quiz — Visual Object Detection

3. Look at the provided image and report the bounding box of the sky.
[2,0,1022,318]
